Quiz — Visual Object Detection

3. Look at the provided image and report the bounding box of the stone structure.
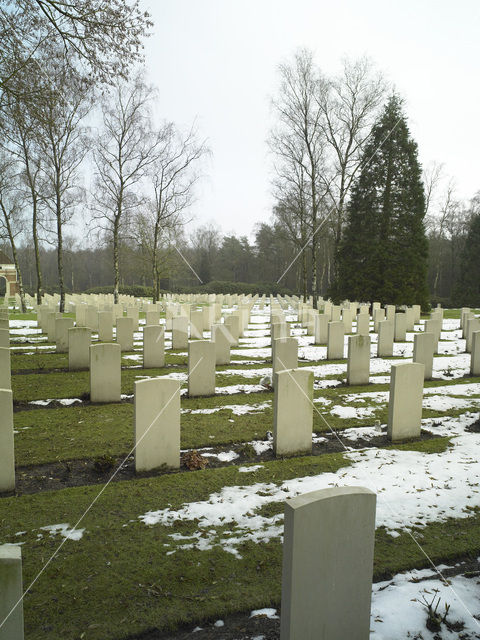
[471,331,480,376]
[134,377,180,472]
[188,340,215,396]
[172,316,189,350]
[377,319,394,357]
[143,325,165,368]
[0,347,11,390]
[280,486,376,640]
[274,368,313,456]
[387,362,424,441]
[413,332,435,380]
[0,544,24,640]
[116,317,134,352]
[346,335,370,385]
[68,327,92,371]
[0,388,15,493]
[89,343,121,403]
[0,250,19,298]
[327,321,345,360]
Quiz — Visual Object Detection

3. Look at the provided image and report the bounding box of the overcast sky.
[142,0,480,239]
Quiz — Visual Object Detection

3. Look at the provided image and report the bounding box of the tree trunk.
[56,177,65,313]
[32,199,43,305]
[113,213,120,305]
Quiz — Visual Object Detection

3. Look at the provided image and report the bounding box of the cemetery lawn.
[2,455,480,640]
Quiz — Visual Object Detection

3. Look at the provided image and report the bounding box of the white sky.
[143,0,480,238]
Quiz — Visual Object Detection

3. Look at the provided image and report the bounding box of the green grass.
[1,454,480,639]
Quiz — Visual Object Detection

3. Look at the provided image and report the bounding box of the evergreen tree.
[456,213,480,306]
[331,95,429,308]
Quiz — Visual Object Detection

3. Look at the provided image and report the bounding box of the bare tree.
[0,0,152,99]
[92,73,161,303]
[1,89,48,303]
[0,152,27,310]
[33,53,92,312]
[272,49,327,306]
[317,57,386,266]
[146,124,209,301]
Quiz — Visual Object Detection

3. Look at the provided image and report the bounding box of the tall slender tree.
[332,95,429,308]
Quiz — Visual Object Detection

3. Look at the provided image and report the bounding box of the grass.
[1,453,480,639]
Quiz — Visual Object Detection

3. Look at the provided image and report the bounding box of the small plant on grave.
[442,365,454,377]
[419,588,450,632]
[239,443,257,459]
[93,454,116,474]
[181,450,209,470]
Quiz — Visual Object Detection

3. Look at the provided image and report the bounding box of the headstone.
[471,331,480,376]
[394,312,406,342]
[377,320,394,357]
[171,316,189,350]
[212,324,231,366]
[342,308,353,333]
[273,337,298,379]
[466,318,480,353]
[68,327,92,370]
[356,313,369,336]
[424,318,441,353]
[346,335,370,386]
[89,343,121,403]
[0,544,24,639]
[327,321,345,360]
[0,389,15,493]
[98,311,113,342]
[188,340,215,397]
[145,310,160,326]
[85,305,99,331]
[143,325,165,368]
[412,304,421,324]
[385,304,395,322]
[413,332,435,380]
[224,314,240,345]
[280,486,376,640]
[47,311,61,342]
[0,329,8,349]
[387,362,424,442]
[274,368,313,456]
[405,307,415,331]
[314,314,328,344]
[116,316,134,351]
[134,377,180,472]
[373,308,385,333]
[0,348,11,390]
[55,317,75,353]
[126,307,139,332]
[190,310,204,339]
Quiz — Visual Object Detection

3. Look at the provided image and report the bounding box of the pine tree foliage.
[457,212,480,306]
[331,95,429,307]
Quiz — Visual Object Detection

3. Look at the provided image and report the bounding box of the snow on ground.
[136,413,480,558]
[371,567,480,639]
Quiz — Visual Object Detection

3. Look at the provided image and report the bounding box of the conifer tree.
[456,213,480,306]
[331,95,429,308]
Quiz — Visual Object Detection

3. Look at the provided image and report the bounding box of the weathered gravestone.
[356,313,370,336]
[0,544,24,640]
[280,486,376,640]
[224,314,240,345]
[0,328,8,348]
[89,343,121,403]
[394,312,406,342]
[97,311,113,342]
[273,337,298,379]
[387,362,424,442]
[274,368,313,456]
[327,321,345,360]
[134,377,180,472]
[346,335,370,385]
[0,347,11,390]
[0,389,15,493]
[188,340,215,396]
[55,317,75,353]
[377,319,394,357]
[413,332,435,380]
[145,310,160,326]
[314,313,328,344]
[143,325,165,368]
[190,310,204,340]
[68,327,92,370]
[171,316,189,350]
[116,316,134,352]
[211,324,232,366]
[471,331,480,376]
